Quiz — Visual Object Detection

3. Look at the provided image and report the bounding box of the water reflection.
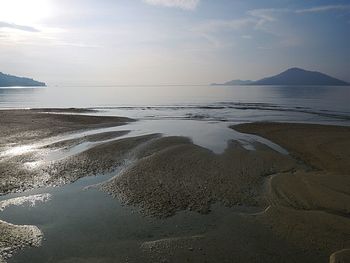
[0,85,349,112]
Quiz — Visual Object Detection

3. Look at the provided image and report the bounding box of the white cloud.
[296,5,350,14]
[194,9,287,35]
[190,18,255,49]
[193,18,255,33]
[248,9,276,22]
[0,21,39,32]
[247,8,289,27]
[143,0,200,10]
[192,8,305,51]
[191,8,287,40]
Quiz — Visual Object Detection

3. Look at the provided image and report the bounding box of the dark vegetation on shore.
[0,72,46,87]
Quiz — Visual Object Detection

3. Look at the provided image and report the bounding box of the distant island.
[211,79,254,86]
[0,72,46,87]
[212,67,349,86]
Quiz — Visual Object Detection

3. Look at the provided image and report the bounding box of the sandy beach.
[234,122,350,262]
[0,110,349,262]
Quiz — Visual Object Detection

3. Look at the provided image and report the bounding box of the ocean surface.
[0,85,350,125]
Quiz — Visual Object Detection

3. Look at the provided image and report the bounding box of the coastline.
[0,110,349,262]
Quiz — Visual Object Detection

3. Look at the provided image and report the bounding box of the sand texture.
[103,122,350,262]
[0,220,42,262]
[0,109,132,146]
[234,122,350,174]
[234,122,350,262]
[1,110,350,262]
[102,137,297,217]
[0,110,135,194]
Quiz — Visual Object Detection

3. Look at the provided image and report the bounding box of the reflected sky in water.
[0,85,348,109]
[0,85,349,125]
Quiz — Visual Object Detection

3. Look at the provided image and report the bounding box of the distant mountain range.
[0,72,46,87]
[212,68,349,86]
[212,79,254,86]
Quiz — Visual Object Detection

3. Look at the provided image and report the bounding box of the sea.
[0,85,349,125]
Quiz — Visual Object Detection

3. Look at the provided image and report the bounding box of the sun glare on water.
[1,145,36,157]
[0,0,52,25]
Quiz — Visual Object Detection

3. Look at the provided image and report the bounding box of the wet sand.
[102,122,350,262]
[0,110,136,262]
[1,110,350,262]
[0,109,132,146]
[0,109,134,194]
[234,122,350,174]
[234,122,350,263]
[0,220,42,263]
[102,137,297,217]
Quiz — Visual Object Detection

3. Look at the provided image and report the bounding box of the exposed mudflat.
[330,249,350,263]
[0,110,138,262]
[101,122,350,262]
[1,110,350,263]
[233,122,350,262]
[29,108,97,113]
[0,109,132,146]
[0,220,42,263]
[0,193,51,263]
[0,110,135,195]
[234,122,350,174]
[101,137,297,217]
[41,133,159,187]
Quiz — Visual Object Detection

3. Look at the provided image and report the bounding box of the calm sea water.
[1,85,350,125]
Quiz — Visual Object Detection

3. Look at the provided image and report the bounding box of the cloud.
[193,8,287,35]
[247,8,289,27]
[54,41,101,48]
[296,5,350,14]
[143,0,200,10]
[193,18,255,33]
[192,7,305,51]
[248,9,277,22]
[190,17,255,48]
[0,21,39,32]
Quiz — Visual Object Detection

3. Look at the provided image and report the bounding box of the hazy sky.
[0,0,349,85]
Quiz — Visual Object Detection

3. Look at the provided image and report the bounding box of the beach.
[0,110,349,262]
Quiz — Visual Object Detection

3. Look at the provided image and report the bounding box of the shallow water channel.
[0,119,288,262]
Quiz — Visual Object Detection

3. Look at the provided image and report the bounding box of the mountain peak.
[285,67,306,72]
[213,67,349,86]
[252,67,349,86]
[0,72,46,87]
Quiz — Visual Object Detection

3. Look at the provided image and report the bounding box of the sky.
[0,0,349,85]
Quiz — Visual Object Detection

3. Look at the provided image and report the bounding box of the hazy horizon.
[1,0,349,86]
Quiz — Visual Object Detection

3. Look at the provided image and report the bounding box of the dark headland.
[0,72,46,87]
[212,67,349,86]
